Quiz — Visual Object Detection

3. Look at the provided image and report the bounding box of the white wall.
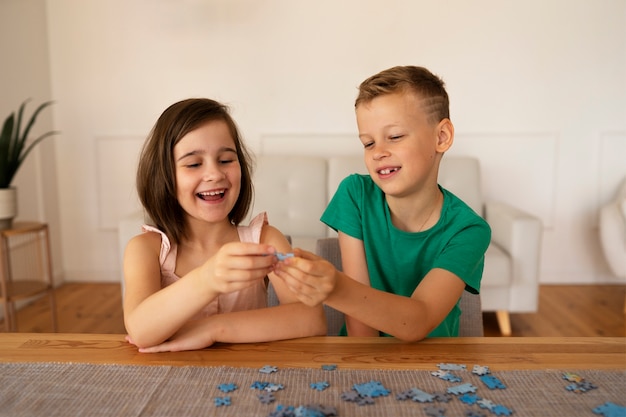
[11,0,626,284]
[0,0,63,282]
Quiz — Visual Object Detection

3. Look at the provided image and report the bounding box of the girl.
[123,98,328,352]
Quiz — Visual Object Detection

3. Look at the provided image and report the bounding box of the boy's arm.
[324,233,466,341]
[337,233,380,337]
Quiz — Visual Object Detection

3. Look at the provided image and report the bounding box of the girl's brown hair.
[136,98,254,244]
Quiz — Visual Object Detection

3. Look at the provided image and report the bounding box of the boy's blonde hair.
[355,66,450,124]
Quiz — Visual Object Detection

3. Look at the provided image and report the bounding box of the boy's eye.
[390,134,403,140]
[363,142,374,149]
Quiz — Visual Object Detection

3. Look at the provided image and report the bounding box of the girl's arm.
[133,225,328,353]
[123,232,276,348]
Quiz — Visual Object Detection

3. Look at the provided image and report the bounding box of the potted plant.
[0,99,59,229]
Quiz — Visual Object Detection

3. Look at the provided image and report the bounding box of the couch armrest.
[485,201,543,311]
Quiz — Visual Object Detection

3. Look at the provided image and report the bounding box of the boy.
[276,66,491,340]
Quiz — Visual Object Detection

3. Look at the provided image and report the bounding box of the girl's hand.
[206,242,276,294]
[135,318,216,353]
[272,248,336,306]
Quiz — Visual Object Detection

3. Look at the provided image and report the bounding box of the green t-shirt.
[320,174,491,337]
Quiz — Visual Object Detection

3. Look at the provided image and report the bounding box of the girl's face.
[173,120,242,224]
[356,91,446,199]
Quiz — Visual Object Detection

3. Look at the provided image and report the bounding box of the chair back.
[439,157,484,217]
[315,237,484,337]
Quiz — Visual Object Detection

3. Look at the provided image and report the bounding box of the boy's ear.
[436,118,454,152]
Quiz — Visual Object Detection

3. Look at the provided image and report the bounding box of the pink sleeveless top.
[141,212,268,317]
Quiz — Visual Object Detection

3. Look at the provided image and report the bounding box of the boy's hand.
[272,248,336,306]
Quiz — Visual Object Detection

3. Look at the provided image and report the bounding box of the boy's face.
[355,91,452,198]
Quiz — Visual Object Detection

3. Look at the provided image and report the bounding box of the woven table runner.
[0,362,624,416]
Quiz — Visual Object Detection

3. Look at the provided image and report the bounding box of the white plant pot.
[0,187,18,230]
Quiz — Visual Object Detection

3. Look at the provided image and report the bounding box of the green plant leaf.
[0,99,59,188]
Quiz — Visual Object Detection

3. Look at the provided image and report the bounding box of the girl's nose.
[202,163,226,182]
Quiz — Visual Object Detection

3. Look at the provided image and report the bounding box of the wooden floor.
[2,283,625,337]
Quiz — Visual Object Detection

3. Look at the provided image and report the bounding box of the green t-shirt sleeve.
[321,174,364,240]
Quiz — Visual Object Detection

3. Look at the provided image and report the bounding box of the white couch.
[118,155,543,335]
[598,177,626,313]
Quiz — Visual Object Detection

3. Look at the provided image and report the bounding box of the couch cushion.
[252,155,328,238]
[481,243,512,287]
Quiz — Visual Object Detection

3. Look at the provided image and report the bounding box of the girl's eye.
[186,162,201,168]
[219,159,236,164]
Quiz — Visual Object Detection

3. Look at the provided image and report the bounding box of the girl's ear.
[436,118,454,152]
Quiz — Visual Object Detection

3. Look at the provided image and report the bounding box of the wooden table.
[0,333,624,370]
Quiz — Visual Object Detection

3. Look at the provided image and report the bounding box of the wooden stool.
[0,222,57,332]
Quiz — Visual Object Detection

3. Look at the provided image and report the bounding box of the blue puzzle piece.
[214,396,231,407]
[321,364,337,371]
[447,383,477,395]
[310,381,330,391]
[438,363,467,371]
[217,382,237,393]
[275,252,294,261]
[352,380,390,398]
[593,402,626,417]
[431,370,462,382]
[458,393,482,405]
[408,388,435,403]
[260,365,279,374]
[480,374,506,389]
[492,404,514,416]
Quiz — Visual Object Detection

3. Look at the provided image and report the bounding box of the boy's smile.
[356,91,444,198]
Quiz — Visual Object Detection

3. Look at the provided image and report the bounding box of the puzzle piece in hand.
[217,383,237,393]
[479,374,506,389]
[431,369,462,382]
[275,252,294,261]
[310,381,330,391]
[593,402,626,417]
[472,365,490,376]
[438,363,467,371]
[446,383,477,395]
[260,365,279,374]
[352,380,391,398]
[214,396,231,407]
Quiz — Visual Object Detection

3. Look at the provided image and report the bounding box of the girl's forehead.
[174,121,236,154]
